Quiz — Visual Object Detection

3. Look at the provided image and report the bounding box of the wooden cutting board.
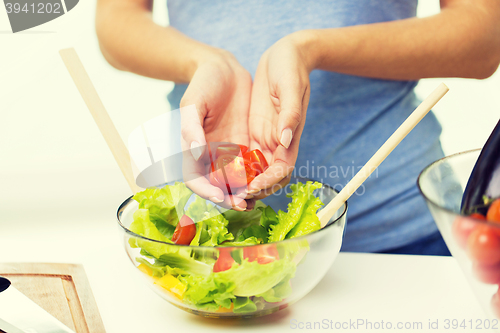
[0,263,106,332]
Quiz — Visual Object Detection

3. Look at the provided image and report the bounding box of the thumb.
[180,102,206,161]
[275,84,306,149]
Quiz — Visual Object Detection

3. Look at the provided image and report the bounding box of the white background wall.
[0,0,499,229]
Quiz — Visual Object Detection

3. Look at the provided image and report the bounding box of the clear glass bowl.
[418,149,500,319]
[117,178,347,318]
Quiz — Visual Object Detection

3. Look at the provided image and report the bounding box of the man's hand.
[246,33,315,199]
[180,51,254,210]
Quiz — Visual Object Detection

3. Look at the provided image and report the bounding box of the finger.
[180,103,206,161]
[250,175,291,200]
[247,156,294,194]
[220,194,247,211]
[234,187,253,200]
[183,150,225,203]
[245,199,256,211]
[274,82,308,149]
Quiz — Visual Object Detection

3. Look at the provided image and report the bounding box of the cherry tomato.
[491,287,500,319]
[171,215,196,245]
[452,213,484,249]
[243,149,269,175]
[487,199,500,223]
[473,261,500,284]
[207,146,269,193]
[467,225,500,265]
[213,248,236,272]
[216,144,248,159]
[215,155,248,189]
[243,244,279,264]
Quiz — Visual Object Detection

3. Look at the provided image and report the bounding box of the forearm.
[297,1,500,80]
[95,0,223,83]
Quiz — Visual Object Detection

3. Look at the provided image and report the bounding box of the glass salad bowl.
[117,177,347,318]
[418,149,500,320]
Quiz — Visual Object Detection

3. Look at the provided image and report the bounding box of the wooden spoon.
[59,48,142,194]
[317,83,449,228]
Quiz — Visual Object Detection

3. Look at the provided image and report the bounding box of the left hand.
[246,32,316,199]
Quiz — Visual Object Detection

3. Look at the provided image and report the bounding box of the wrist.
[189,46,236,79]
[288,29,322,72]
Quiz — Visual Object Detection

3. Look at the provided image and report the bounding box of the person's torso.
[166,0,444,252]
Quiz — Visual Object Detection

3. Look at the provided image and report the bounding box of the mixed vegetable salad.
[127,181,324,313]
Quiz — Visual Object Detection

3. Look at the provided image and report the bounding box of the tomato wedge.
[215,155,248,189]
[171,215,196,245]
[216,144,248,159]
[213,248,236,272]
[243,149,269,175]
[487,199,500,223]
[207,144,269,193]
[243,244,279,264]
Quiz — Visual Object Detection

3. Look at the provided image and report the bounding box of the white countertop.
[0,214,489,332]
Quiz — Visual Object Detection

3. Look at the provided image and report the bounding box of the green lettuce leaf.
[286,195,323,238]
[237,225,268,243]
[233,297,257,313]
[259,205,279,230]
[268,181,323,242]
[185,195,235,247]
[224,201,266,236]
[128,209,173,258]
[255,272,293,302]
[179,274,236,310]
[132,183,193,234]
[219,236,262,247]
[200,213,234,247]
[217,258,296,297]
[185,195,212,222]
[136,257,169,278]
[157,253,212,276]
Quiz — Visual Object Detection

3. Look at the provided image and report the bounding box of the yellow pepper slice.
[155,274,187,298]
[137,263,153,276]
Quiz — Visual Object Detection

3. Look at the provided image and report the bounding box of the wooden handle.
[59,48,142,194]
[317,83,449,227]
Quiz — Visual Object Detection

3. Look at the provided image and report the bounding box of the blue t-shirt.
[166,0,444,252]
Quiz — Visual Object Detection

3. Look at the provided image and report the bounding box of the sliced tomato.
[467,225,500,265]
[208,147,268,192]
[172,215,196,245]
[216,144,248,159]
[213,248,236,272]
[243,149,269,176]
[215,155,248,189]
[487,199,500,223]
[245,163,257,184]
[243,244,279,265]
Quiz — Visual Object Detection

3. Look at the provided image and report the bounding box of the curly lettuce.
[268,181,323,242]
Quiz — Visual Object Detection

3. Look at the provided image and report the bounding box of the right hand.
[180,51,253,211]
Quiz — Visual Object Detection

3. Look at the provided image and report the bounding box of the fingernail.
[233,206,245,212]
[280,128,293,149]
[246,188,260,194]
[210,196,223,203]
[191,141,202,161]
[236,192,249,199]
